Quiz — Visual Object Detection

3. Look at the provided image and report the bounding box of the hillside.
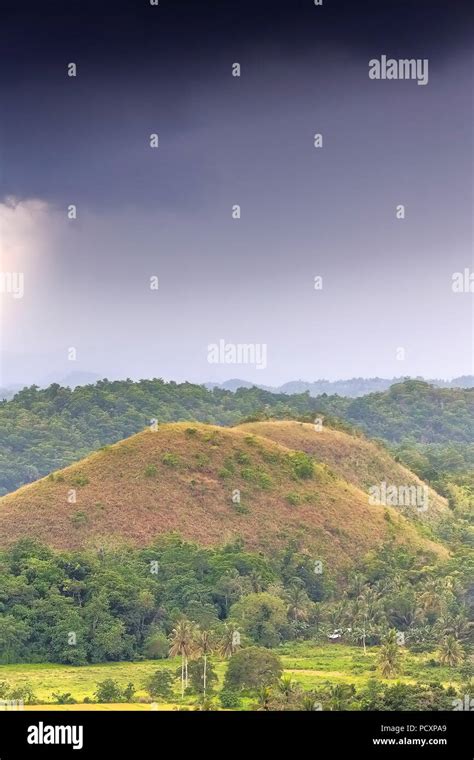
[0,378,472,496]
[0,422,447,568]
[237,421,448,522]
[321,380,474,445]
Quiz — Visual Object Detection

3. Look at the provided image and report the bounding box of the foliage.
[230,593,290,647]
[378,630,403,678]
[219,689,241,708]
[186,658,218,695]
[52,692,77,704]
[145,670,175,699]
[0,533,471,666]
[223,647,283,691]
[0,379,471,495]
[94,678,135,703]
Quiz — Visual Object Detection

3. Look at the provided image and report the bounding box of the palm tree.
[219,623,241,658]
[354,587,384,654]
[216,569,248,613]
[434,612,471,642]
[168,619,194,697]
[378,573,403,597]
[419,579,446,619]
[325,683,355,711]
[347,573,367,598]
[285,583,310,623]
[327,600,350,630]
[253,686,272,711]
[311,602,324,634]
[378,630,402,678]
[300,693,321,711]
[277,674,296,703]
[194,629,214,697]
[249,570,264,593]
[386,588,419,630]
[438,635,465,667]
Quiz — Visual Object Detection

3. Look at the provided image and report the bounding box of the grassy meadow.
[1,643,466,711]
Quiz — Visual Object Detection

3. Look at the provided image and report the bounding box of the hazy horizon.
[1,364,473,393]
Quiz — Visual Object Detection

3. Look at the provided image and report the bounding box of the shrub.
[187,658,218,695]
[94,679,125,703]
[161,452,180,467]
[203,431,221,445]
[0,680,37,705]
[143,632,169,659]
[146,670,175,699]
[194,453,210,469]
[234,450,251,465]
[8,683,37,705]
[223,458,235,474]
[123,682,135,702]
[219,689,241,709]
[286,492,301,506]
[241,467,272,490]
[288,452,314,479]
[0,681,12,699]
[144,464,158,478]
[261,450,280,464]
[71,511,88,528]
[72,475,89,486]
[223,647,283,691]
[52,692,77,704]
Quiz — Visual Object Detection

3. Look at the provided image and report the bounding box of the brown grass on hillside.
[238,420,448,522]
[0,423,447,568]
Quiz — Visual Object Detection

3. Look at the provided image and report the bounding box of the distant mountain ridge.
[205,376,474,397]
[2,375,472,402]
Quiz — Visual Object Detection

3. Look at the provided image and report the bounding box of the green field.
[0,644,465,711]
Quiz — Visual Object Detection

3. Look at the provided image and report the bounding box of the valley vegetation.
[0,535,471,710]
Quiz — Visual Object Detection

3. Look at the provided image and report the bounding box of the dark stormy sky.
[0,0,472,386]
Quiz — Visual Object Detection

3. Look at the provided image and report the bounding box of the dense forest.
[0,535,471,669]
[0,534,472,710]
[0,378,472,495]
